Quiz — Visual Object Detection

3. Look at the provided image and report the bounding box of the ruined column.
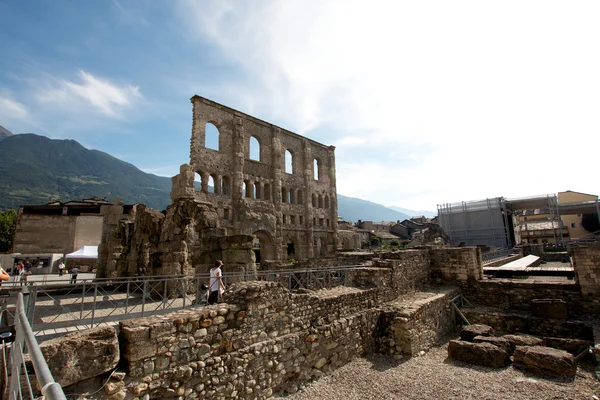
[328,145,339,252]
[232,117,245,227]
[303,140,315,259]
[271,127,284,261]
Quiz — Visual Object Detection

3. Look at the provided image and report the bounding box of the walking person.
[18,263,26,286]
[58,260,65,276]
[208,260,225,305]
[70,266,79,284]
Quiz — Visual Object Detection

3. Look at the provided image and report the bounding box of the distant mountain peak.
[0,125,14,140]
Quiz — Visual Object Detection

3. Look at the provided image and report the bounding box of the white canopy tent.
[65,245,98,259]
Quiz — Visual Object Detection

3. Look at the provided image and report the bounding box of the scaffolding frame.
[437,197,512,249]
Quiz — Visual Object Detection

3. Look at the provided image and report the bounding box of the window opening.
[194,173,202,192]
[250,136,260,161]
[205,122,219,151]
[314,159,320,180]
[285,149,293,174]
[222,176,231,195]
[208,175,215,193]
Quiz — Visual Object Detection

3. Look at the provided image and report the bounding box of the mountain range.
[0,126,433,222]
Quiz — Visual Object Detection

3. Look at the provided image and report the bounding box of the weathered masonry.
[189,95,338,262]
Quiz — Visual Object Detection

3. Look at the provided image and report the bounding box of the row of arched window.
[282,215,304,225]
[311,193,330,209]
[203,122,324,180]
[195,173,231,195]
[195,171,330,209]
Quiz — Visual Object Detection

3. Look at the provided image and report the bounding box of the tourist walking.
[208,260,225,305]
[58,260,65,276]
[18,263,26,286]
[70,266,79,284]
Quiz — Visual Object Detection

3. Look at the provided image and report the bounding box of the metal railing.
[22,265,362,337]
[481,249,514,263]
[6,292,66,400]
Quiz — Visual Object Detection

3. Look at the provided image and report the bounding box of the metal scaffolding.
[437,197,512,248]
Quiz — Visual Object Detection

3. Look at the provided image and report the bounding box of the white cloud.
[178,0,600,210]
[36,70,142,117]
[0,95,28,121]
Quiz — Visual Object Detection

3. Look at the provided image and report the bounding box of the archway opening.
[250,136,260,161]
[285,149,293,174]
[253,230,275,265]
[205,122,219,151]
[287,238,296,259]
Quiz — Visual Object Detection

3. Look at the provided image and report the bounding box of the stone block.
[543,337,592,356]
[40,326,119,388]
[473,335,512,355]
[513,346,577,378]
[460,324,494,342]
[502,334,544,352]
[448,340,510,368]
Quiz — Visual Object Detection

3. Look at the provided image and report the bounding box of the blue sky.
[1,0,599,211]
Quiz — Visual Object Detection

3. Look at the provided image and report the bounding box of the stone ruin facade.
[189,95,338,261]
[97,96,338,278]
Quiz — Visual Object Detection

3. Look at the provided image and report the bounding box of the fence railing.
[5,292,66,400]
[23,266,362,337]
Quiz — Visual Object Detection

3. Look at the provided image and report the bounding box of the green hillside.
[0,132,417,224]
[0,134,172,211]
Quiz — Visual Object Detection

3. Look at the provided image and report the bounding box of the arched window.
[252,183,257,200]
[289,189,295,204]
[281,187,287,203]
[285,149,293,174]
[194,173,202,192]
[255,183,262,200]
[312,193,317,207]
[244,181,253,199]
[222,176,231,195]
[314,159,320,180]
[208,175,215,193]
[250,136,260,161]
[318,194,324,209]
[325,195,330,209]
[297,189,303,205]
[205,122,219,151]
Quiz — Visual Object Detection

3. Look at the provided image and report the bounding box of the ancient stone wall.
[429,247,483,285]
[461,308,593,340]
[119,282,381,398]
[349,250,431,302]
[571,243,600,302]
[462,280,591,317]
[380,288,459,357]
[189,96,338,262]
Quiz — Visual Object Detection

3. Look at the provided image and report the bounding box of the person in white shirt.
[208,260,225,304]
[58,261,65,276]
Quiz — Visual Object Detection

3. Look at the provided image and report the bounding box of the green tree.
[581,213,600,234]
[0,209,17,253]
[370,236,381,246]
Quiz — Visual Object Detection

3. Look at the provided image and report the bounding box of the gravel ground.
[274,341,600,400]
